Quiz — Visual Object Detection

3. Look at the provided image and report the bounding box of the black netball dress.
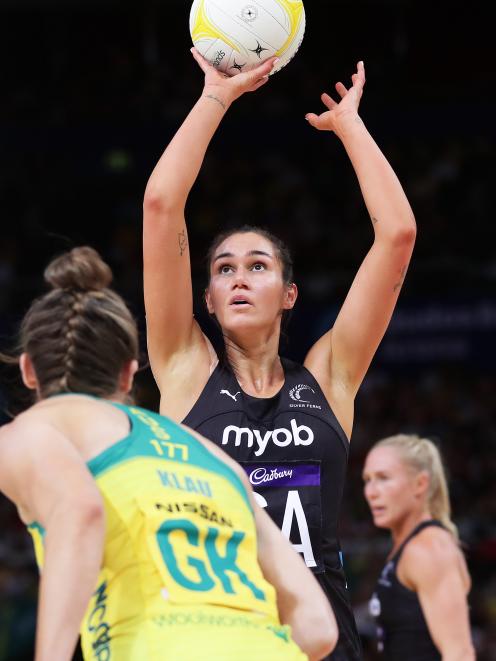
[183,357,362,660]
[369,520,446,660]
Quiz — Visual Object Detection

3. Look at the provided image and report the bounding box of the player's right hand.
[305,61,366,138]
[191,47,277,106]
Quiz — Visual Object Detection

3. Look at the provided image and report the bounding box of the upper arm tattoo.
[178,230,188,256]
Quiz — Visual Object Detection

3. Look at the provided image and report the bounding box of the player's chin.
[371,511,393,529]
[222,312,264,332]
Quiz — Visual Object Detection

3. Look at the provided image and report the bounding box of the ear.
[204,287,214,314]
[19,353,38,391]
[283,282,298,310]
[414,470,429,500]
[119,359,139,394]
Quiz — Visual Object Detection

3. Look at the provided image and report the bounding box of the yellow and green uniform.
[28,402,307,660]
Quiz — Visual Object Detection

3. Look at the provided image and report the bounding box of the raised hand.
[305,61,366,136]
[191,47,277,107]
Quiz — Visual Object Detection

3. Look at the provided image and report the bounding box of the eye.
[251,262,266,272]
[219,264,233,274]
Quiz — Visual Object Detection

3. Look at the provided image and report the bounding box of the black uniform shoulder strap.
[392,520,446,563]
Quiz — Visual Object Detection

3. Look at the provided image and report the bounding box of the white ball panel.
[272,7,305,73]
[209,0,290,49]
[195,39,235,73]
[190,0,305,77]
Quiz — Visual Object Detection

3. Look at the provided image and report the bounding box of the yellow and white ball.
[190,0,305,76]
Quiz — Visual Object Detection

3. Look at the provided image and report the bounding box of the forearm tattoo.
[204,94,226,110]
[178,229,188,256]
[393,265,408,293]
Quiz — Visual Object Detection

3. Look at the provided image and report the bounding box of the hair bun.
[44,246,113,291]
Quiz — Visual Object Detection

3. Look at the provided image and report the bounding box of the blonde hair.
[374,434,458,539]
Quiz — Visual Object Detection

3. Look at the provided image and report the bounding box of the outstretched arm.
[143,51,276,414]
[0,419,105,661]
[304,62,416,420]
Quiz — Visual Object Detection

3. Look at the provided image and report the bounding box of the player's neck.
[225,339,284,397]
[389,509,432,556]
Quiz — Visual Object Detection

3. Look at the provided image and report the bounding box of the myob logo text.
[222,419,314,457]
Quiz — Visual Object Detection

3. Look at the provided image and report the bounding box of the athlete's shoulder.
[406,524,457,557]
[0,407,52,445]
[0,415,15,439]
[401,525,460,587]
[0,411,73,507]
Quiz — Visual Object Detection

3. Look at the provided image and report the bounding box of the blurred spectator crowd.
[0,2,494,659]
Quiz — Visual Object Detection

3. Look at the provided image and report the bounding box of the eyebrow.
[213,250,273,263]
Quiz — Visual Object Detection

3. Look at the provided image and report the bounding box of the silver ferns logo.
[289,384,321,410]
[289,384,314,403]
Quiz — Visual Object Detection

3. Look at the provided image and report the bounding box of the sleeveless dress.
[27,401,306,660]
[184,357,363,660]
[369,520,447,660]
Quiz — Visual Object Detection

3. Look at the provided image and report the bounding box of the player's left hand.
[305,61,366,136]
